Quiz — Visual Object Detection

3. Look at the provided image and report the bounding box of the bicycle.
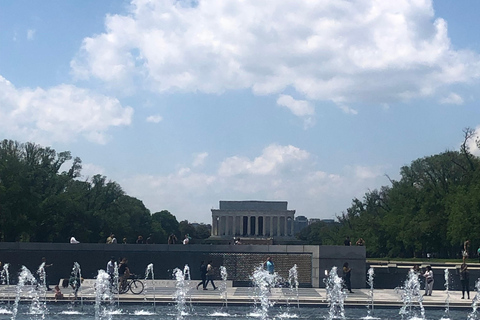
[118,275,144,295]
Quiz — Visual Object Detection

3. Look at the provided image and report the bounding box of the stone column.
[284,215,288,237]
[240,216,244,236]
[277,216,281,236]
[290,215,294,236]
[262,215,266,236]
[255,215,259,236]
[270,216,273,236]
[247,216,251,236]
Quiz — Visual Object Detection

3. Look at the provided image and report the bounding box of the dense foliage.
[298,129,480,259]
[0,139,210,243]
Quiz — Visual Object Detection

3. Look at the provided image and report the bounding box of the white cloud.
[218,144,309,177]
[276,94,314,117]
[0,75,133,144]
[71,0,480,108]
[146,114,163,123]
[192,152,208,167]
[439,92,464,105]
[338,105,358,115]
[119,144,388,222]
[27,29,35,40]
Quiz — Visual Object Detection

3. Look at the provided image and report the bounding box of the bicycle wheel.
[129,279,144,294]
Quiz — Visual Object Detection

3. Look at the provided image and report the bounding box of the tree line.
[298,128,480,259]
[0,139,210,244]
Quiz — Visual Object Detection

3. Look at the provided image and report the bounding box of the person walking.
[342,262,354,293]
[264,257,275,274]
[204,261,217,290]
[423,266,434,296]
[460,262,470,299]
[196,261,207,290]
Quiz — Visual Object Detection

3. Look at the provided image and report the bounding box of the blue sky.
[1,0,480,224]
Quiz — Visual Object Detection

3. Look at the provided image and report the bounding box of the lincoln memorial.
[211,201,295,238]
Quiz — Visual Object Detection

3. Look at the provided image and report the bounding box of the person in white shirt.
[70,236,80,244]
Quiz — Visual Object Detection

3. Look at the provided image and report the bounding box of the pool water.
[0,303,474,320]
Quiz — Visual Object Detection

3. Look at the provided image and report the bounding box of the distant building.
[308,218,321,225]
[294,215,309,234]
[211,200,295,238]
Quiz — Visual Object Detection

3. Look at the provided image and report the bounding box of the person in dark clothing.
[196,261,207,290]
[460,262,470,299]
[342,262,354,293]
[204,261,217,290]
[344,236,351,246]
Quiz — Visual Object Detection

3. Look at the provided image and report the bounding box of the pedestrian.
[111,234,117,244]
[344,236,351,246]
[196,261,207,290]
[264,257,274,274]
[183,234,190,245]
[423,266,434,296]
[204,261,217,290]
[146,234,153,244]
[54,285,63,300]
[122,237,127,244]
[460,262,470,299]
[355,238,365,246]
[342,262,354,293]
[106,256,116,280]
[168,233,178,244]
[136,235,144,244]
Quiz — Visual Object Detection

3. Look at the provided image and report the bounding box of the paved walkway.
[0,284,475,308]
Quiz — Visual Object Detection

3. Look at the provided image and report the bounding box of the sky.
[1,0,480,224]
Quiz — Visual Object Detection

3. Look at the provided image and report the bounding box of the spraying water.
[219,266,228,308]
[441,268,450,320]
[251,264,277,320]
[324,266,346,320]
[11,266,37,320]
[397,269,425,320]
[94,269,115,320]
[144,263,155,310]
[1,263,10,285]
[468,279,480,320]
[365,267,376,318]
[70,262,82,300]
[173,266,191,320]
[288,264,300,309]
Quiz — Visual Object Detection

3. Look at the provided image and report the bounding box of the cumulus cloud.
[439,92,464,105]
[120,143,388,221]
[0,75,133,144]
[146,114,163,123]
[71,0,480,110]
[218,144,310,177]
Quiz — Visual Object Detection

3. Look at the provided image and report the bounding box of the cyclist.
[118,257,131,291]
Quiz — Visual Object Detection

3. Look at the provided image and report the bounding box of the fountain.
[219,266,228,308]
[144,263,156,311]
[173,266,190,320]
[288,264,300,309]
[441,268,451,320]
[365,267,377,319]
[94,269,116,320]
[12,266,39,320]
[468,279,480,320]
[251,263,277,320]
[324,266,346,320]
[397,268,425,320]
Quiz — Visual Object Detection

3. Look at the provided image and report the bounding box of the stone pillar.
[262,215,266,236]
[240,216,244,236]
[290,215,294,236]
[277,216,281,236]
[284,215,288,236]
[247,216,251,236]
[255,215,259,236]
[270,216,273,236]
